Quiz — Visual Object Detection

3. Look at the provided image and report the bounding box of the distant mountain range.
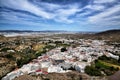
[0,30,70,32]
[0,29,119,33]
[0,29,119,34]
[0,29,120,42]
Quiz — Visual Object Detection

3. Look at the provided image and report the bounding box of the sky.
[0,0,120,31]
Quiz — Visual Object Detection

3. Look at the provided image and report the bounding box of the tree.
[118,56,120,63]
[61,47,67,52]
[5,54,15,60]
[55,41,62,44]
[85,66,102,76]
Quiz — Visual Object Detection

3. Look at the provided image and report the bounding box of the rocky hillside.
[94,29,120,42]
[96,30,120,35]
[14,71,108,80]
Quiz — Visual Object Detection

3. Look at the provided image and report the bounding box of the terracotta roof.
[36,69,42,72]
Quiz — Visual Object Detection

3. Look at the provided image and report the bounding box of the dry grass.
[99,60,120,69]
[32,44,45,51]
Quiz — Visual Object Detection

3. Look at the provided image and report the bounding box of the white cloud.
[87,4,120,27]
[88,5,120,23]
[55,17,74,23]
[38,2,61,11]
[94,0,117,3]
[103,15,120,21]
[53,4,82,23]
[0,0,82,24]
[56,8,79,17]
[55,8,79,23]
[76,11,91,17]
[85,5,105,10]
[0,11,46,25]
[0,0,54,19]
[0,0,119,28]
[55,4,81,17]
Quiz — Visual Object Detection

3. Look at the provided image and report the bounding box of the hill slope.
[94,29,120,42]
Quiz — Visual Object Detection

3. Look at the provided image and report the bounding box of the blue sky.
[0,0,120,31]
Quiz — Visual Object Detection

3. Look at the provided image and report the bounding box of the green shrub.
[61,47,67,52]
[85,66,102,76]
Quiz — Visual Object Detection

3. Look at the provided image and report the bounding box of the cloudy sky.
[0,0,120,31]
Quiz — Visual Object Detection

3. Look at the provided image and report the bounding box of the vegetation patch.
[85,56,120,76]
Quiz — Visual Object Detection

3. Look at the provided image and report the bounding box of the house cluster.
[2,39,119,80]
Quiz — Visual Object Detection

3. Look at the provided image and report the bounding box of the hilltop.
[96,29,120,35]
[94,29,120,42]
